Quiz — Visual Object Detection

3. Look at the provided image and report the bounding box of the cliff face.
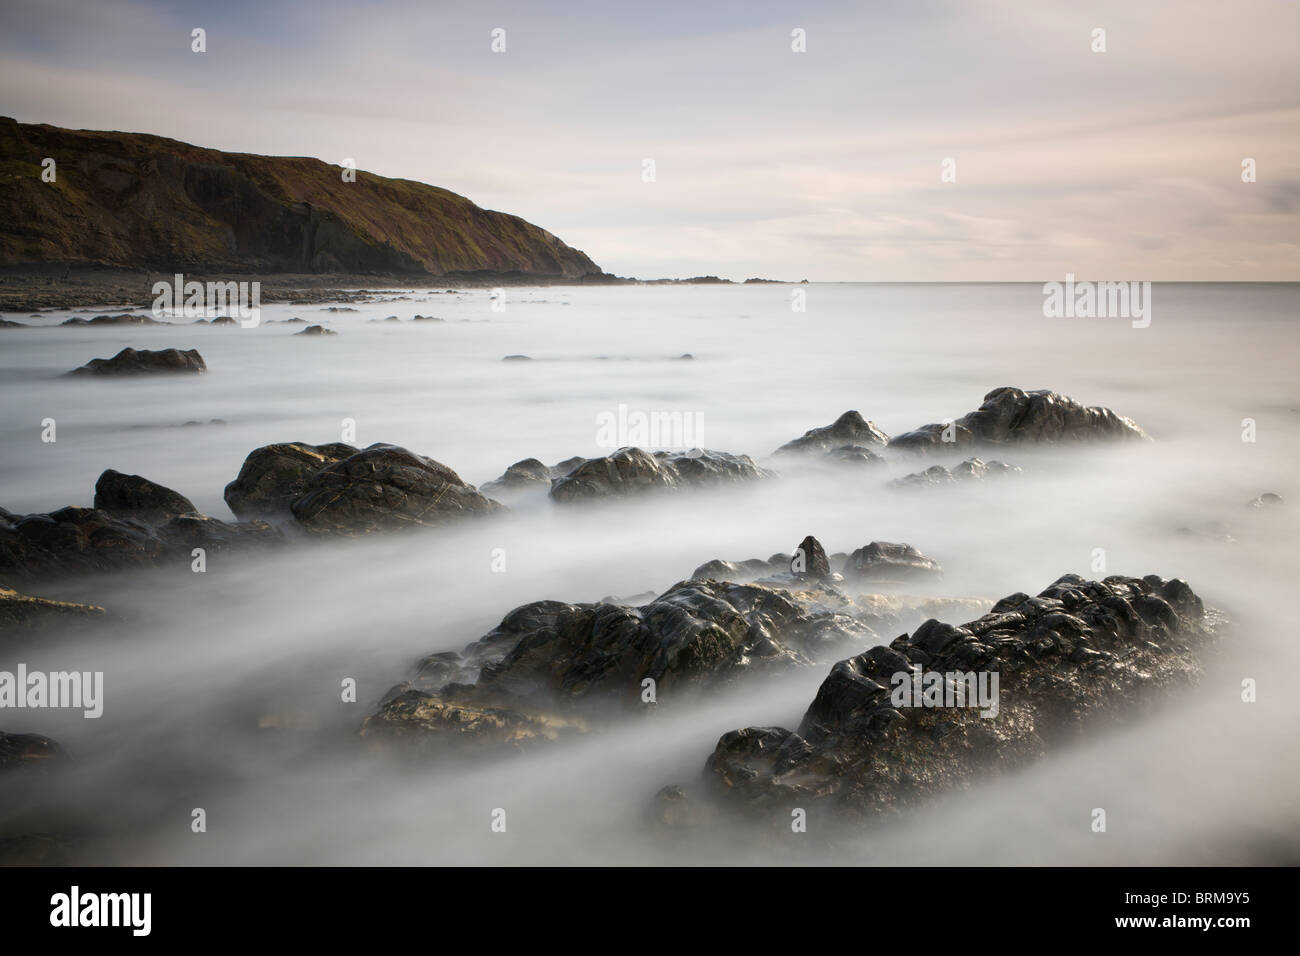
[0,118,603,279]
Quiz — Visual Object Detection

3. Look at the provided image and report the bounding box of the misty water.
[1,281,1297,864]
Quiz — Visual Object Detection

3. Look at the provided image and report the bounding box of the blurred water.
[0,282,1297,864]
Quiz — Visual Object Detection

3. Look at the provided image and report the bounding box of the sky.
[1,0,1297,281]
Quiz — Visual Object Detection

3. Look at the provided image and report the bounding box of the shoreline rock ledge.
[686,572,1212,824]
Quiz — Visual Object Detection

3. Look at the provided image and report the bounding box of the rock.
[0,732,67,772]
[295,324,336,335]
[290,443,504,535]
[67,347,206,376]
[364,579,876,751]
[481,458,561,496]
[1247,493,1282,508]
[889,387,1149,451]
[60,313,159,326]
[843,542,942,583]
[502,354,532,361]
[699,573,1212,817]
[826,444,885,466]
[224,442,357,520]
[690,558,781,583]
[791,535,831,579]
[550,448,774,503]
[0,318,30,328]
[892,457,1021,487]
[0,586,105,638]
[412,314,443,322]
[775,411,891,457]
[93,469,197,524]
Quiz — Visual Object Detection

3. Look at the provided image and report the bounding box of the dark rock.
[775,411,891,457]
[481,458,561,496]
[700,573,1212,817]
[290,443,504,535]
[890,387,1148,451]
[502,354,532,361]
[690,558,780,582]
[60,313,159,326]
[364,579,875,751]
[224,442,357,520]
[550,448,774,503]
[93,469,197,524]
[296,324,336,335]
[0,586,105,638]
[843,542,942,583]
[68,347,206,376]
[791,535,831,579]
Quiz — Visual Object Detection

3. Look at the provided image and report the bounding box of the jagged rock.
[93,469,197,524]
[224,442,357,520]
[0,732,67,772]
[791,535,831,579]
[843,542,942,583]
[550,448,774,503]
[1247,493,1282,508]
[889,387,1148,451]
[290,444,504,535]
[775,411,891,457]
[364,579,876,751]
[67,347,206,376]
[700,573,1212,817]
[0,587,105,637]
[892,457,1021,487]
[296,324,336,335]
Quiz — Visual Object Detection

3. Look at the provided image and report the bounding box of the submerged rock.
[0,587,105,638]
[550,448,774,503]
[698,573,1212,819]
[290,444,503,535]
[775,411,891,457]
[0,732,67,772]
[892,457,1020,487]
[364,579,876,752]
[843,542,942,583]
[60,313,160,326]
[889,387,1148,451]
[295,324,336,336]
[68,347,206,376]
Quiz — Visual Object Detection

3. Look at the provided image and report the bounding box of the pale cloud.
[0,0,1295,279]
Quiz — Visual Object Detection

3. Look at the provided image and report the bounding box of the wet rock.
[826,444,885,466]
[290,443,504,535]
[699,573,1212,818]
[0,587,105,638]
[67,347,206,376]
[365,579,876,751]
[775,411,891,457]
[0,732,67,772]
[295,324,336,336]
[93,469,197,524]
[1247,493,1282,508]
[224,442,357,520]
[481,457,573,498]
[60,313,159,326]
[892,457,1021,487]
[791,535,831,579]
[889,387,1148,451]
[843,542,942,583]
[412,314,443,322]
[690,558,781,583]
[550,448,774,503]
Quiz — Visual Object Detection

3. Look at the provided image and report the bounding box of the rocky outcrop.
[775,411,890,458]
[698,573,1211,819]
[889,387,1148,451]
[892,457,1020,487]
[290,444,504,535]
[0,117,604,280]
[550,448,774,503]
[93,469,197,524]
[481,456,588,498]
[67,347,206,376]
[61,313,160,326]
[223,442,357,520]
[364,579,877,752]
[791,535,831,580]
[0,732,67,772]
